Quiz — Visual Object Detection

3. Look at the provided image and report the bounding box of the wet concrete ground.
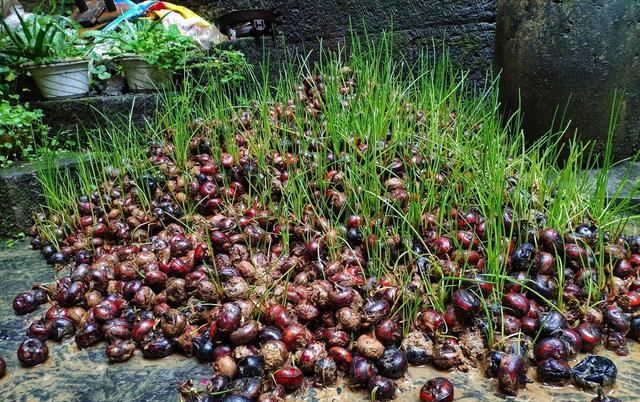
[1,240,637,402]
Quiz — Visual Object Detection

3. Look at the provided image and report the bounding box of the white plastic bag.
[155,11,227,50]
[1,0,34,31]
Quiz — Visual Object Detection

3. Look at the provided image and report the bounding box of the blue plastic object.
[102,0,155,32]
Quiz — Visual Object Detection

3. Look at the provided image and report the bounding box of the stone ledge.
[33,93,158,137]
[587,161,640,208]
[0,156,78,238]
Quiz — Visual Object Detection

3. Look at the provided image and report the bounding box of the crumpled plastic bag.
[1,0,34,31]
[146,2,227,50]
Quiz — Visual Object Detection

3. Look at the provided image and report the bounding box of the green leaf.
[15,7,33,43]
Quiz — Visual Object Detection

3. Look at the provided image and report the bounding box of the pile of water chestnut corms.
[8,69,640,402]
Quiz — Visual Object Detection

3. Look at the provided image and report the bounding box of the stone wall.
[495,0,640,162]
[0,157,77,237]
[20,0,496,82]
[34,93,157,136]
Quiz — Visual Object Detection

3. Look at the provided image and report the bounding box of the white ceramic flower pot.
[119,57,172,92]
[25,59,90,100]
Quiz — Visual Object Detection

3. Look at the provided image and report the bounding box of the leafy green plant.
[0,12,86,65]
[92,64,111,81]
[0,97,48,166]
[91,20,196,74]
[4,231,26,247]
[33,0,72,16]
[86,46,117,89]
[0,62,18,98]
[189,47,250,85]
[0,32,19,98]
[0,90,73,166]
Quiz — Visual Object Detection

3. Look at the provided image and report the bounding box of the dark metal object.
[74,0,105,27]
[72,0,129,30]
[104,0,116,13]
[215,10,277,40]
[74,0,88,12]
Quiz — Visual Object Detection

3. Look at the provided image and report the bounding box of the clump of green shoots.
[29,29,640,400]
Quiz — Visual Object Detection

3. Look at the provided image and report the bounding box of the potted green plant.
[94,21,196,92]
[0,13,89,99]
[0,97,48,166]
